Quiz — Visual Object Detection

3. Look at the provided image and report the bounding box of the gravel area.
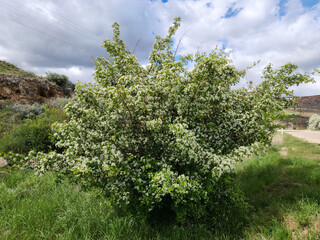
[282,130,320,144]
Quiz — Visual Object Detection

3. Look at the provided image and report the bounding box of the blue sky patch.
[278,0,319,17]
[278,0,287,17]
[218,39,228,49]
[223,3,243,18]
[149,0,168,2]
[300,0,319,8]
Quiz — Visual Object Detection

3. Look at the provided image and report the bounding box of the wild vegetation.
[237,134,320,239]
[22,17,315,232]
[0,60,75,98]
[2,134,320,239]
[0,100,67,164]
[280,108,320,129]
[45,72,75,97]
[0,101,23,139]
[1,18,319,239]
[0,60,36,77]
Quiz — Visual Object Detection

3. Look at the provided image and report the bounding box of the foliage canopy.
[28,18,315,228]
[45,72,75,97]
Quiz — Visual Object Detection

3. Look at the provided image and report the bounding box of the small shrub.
[308,114,320,130]
[5,62,17,68]
[46,72,68,86]
[0,99,14,109]
[0,106,67,154]
[8,103,45,119]
[0,151,25,166]
[0,102,22,138]
[45,72,75,97]
[18,69,36,78]
[0,102,4,110]
[47,98,69,108]
[0,121,52,154]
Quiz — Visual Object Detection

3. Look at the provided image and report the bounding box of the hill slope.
[0,61,64,104]
[0,61,36,77]
[297,95,320,111]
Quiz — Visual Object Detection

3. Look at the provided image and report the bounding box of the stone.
[0,157,8,168]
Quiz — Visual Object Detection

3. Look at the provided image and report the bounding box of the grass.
[0,61,20,75]
[0,104,23,139]
[0,60,36,77]
[1,133,320,239]
[236,133,320,239]
[285,108,320,118]
[0,169,214,239]
[0,106,66,155]
[0,170,149,239]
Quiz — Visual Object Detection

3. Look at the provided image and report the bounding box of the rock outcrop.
[0,73,64,104]
[297,95,320,110]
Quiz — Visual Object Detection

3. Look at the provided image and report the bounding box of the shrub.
[18,69,37,78]
[28,18,315,230]
[0,106,66,155]
[308,114,320,130]
[0,101,23,138]
[0,151,25,166]
[5,62,17,68]
[8,103,45,119]
[45,72,75,97]
[0,100,8,110]
[47,98,69,108]
[45,72,68,86]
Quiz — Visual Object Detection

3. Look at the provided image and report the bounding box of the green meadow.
[1,133,320,239]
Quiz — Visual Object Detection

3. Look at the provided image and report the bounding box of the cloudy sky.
[0,0,319,96]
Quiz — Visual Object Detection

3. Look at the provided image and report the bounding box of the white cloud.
[0,0,319,95]
[28,65,94,84]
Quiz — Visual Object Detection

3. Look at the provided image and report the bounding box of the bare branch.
[173,30,188,59]
[132,38,141,54]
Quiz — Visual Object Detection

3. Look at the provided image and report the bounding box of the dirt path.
[282,130,320,144]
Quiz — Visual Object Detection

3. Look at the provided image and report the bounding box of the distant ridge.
[297,95,320,110]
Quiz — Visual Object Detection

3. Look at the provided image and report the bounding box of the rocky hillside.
[0,61,69,104]
[297,95,320,110]
[0,73,64,104]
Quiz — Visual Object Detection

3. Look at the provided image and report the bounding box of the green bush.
[0,106,66,155]
[28,18,315,231]
[18,69,37,78]
[0,151,25,166]
[45,72,75,97]
[0,101,23,138]
[0,120,52,154]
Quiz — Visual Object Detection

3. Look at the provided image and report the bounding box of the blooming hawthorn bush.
[27,18,315,228]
